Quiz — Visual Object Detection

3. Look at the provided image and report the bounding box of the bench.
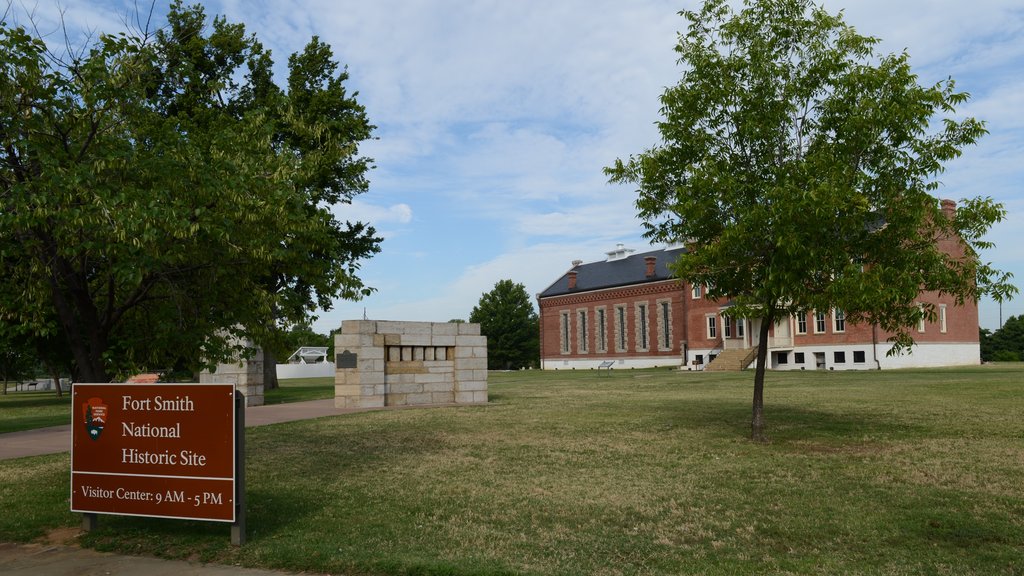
[598,360,615,374]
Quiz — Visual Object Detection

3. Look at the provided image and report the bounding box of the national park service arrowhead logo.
[82,397,108,441]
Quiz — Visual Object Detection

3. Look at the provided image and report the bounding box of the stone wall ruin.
[334,320,488,409]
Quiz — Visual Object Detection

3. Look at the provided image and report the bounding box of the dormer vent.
[605,243,635,261]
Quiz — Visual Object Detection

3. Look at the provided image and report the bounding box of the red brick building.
[537,206,980,370]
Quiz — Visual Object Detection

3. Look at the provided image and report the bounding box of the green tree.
[0,326,35,394]
[979,328,994,362]
[264,321,331,367]
[469,280,539,370]
[0,3,379,382]
[607,0,1016,441]
[987,315,1024,361]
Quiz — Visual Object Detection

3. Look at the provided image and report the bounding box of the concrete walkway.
[0,398,355,461]
[0,542,296,576]
[0,397,358,575]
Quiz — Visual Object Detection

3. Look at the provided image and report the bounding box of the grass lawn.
[263,376,334,404]
[1,366,1022,575]
[0,389,72,434]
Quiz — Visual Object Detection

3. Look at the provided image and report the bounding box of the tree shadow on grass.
[647,398,928,445]
[0,395,71,409]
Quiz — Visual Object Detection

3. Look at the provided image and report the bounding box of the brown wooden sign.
[71,383,238,523]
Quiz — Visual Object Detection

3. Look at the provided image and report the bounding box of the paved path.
[0,542,295,576]
[0,398,354,461]
[0,397,357,575]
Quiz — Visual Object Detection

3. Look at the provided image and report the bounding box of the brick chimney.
[567,271,577,289]
[645,256,657,278]
[940,198,956,219]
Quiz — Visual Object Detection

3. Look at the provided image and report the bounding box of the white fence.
[276,362,334,380]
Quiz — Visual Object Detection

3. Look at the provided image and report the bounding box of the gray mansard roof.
[538,245,686,299]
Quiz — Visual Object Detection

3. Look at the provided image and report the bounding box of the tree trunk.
[751,310,775,443]
[44,247,111,383]
[263,347,279,391]
[51,366,63,398]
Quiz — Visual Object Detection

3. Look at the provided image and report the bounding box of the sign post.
[70,383,244,543]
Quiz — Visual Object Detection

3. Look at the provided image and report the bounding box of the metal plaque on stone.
[336,350,357,369]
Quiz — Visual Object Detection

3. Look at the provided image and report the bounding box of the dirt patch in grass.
[42,526,83,546]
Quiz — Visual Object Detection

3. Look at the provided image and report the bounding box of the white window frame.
[691,284,703,299]
[814,311,827,334]
[706,314,717,339]
[833,309,845,333]
[796,313,807,335]
[939,304,947,333]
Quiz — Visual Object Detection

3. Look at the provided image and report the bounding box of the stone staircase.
[705,348,757,371]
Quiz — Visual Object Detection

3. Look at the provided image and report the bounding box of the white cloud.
[21,0,1024,337]
[332,200,412,227]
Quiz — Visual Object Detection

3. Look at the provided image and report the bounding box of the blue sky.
[21,0,1024,333]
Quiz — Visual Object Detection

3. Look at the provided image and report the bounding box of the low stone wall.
[334,320,488,409]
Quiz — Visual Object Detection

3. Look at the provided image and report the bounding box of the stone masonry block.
[358,395,385,409]
[342,319,378,334]
[455,346,487,359]
[358,359,383,373]
[402,334,432,346]
[456,357,487,371]
[361,346,385,360]
[203,373,239,385]
[431,323,458,336]
[387,361,427,375]
[458,323,481,336]
[423,381,454,393]
[378,321,432,336]
[334,371,358,386]
[431,335,456,347]
[457,379,487,392]
[426,363,455,373]
[335,384,360,397]
[431,392,455,404]
[455,335,487,347]
[407,393,434,405]
[456,391,487,404]
[390,383,423,395]
[387,393,408,406]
